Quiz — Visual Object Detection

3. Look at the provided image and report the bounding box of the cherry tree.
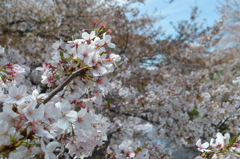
[0,0,239,159]
[0,24,153,158]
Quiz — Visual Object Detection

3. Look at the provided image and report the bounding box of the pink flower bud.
[106,29,112,34]
[99,24,105,29]
[93,20,97,27]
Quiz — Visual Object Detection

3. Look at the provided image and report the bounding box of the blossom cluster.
[0,28,151,159]
[105,140,149,159]
[1,24,239,159]
[0,53,27,86]
[196,132,240,159]
[109,59,240,158]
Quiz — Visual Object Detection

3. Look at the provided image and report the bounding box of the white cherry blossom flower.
[37,123,60,139]
[75,108,94,134]
[91,64,108,76]
[55,100,77,130]
[0,120,16,145]
[4,85,30,105]
[52,39,64,50]
[2,103,18,118]
[95,76,110,93]
[75,44,94,65]
[210,132,225,149]
[102,33,116,48]
[22,100,44,122]
[196,139,209,152]
[82,31,95,43]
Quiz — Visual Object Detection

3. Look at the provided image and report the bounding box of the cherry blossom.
[55,100,77,130]
[0,27,125,158]
[4,85,30,105]
[196,139,210,152]
[82,31,96,43]
[0,23,239,159]
[0,120,16,145]
[102,32,116,48]
[75,108,94,134]
[196,133,240,159]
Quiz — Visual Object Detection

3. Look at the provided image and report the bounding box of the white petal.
[8,85,17,97]
[0,120,9,134]
[89,31,95,38]
[66,111,77,122]
[41,139,46,152]
[77,108,87,117]
[19,85,27,94]
[57,118,69,129]
[82,32,89,39]
[46,141,60,152]
[9,150,24,159]
[202,142,209,148]
[108,43,116,48]
[59,100,71,113]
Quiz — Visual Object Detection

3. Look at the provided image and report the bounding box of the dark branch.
[36,68,87,108]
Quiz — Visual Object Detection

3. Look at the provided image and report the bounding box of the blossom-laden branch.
[36,68,88,108]
[0,26,149,159]
[196,132,240,159]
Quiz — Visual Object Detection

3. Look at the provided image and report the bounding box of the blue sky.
[135,0,223,36]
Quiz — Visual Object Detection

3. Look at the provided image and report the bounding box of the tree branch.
[36,68,87,108]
